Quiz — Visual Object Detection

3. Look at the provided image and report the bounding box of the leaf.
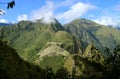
[7,1,15,9]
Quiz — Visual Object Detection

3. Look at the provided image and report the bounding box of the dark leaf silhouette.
[7,1,15,9]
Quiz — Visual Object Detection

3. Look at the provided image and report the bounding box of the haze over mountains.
[0,18,120,79]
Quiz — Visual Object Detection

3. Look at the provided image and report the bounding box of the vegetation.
[0,20,81,62]
[0,0,15,15]
[38,55,66,72]
[0,18,120,79]
[64,18,120,53]
[0,40,53,79]
[7,1,15,9]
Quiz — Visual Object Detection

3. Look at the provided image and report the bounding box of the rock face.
[37,42,70,58]
[83,45,105,64]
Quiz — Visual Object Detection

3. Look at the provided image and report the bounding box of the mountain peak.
[35,18,64,32]
[36,17,58,24]
[70,18,96,25]
[65,18,102,30]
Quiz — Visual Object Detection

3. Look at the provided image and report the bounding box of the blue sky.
[0,0,120,26]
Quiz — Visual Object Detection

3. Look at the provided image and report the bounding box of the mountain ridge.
[0,18,120,58]
[0,18,120,79]
[0,19,81,61]
[64,18,120,52]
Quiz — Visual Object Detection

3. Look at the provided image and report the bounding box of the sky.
[0,0,120,26]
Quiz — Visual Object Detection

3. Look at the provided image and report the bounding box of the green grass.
[38,55,66,72]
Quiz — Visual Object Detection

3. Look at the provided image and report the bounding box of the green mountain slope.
[34,41,70,72]
[0,40,56,79]
[0,18,120,79]
[64,18,120,53]
[0,20,81,62]
[0,40,120,79]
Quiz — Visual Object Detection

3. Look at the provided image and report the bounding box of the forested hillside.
[0,18,120,79]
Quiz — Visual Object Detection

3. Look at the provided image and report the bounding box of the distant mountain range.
[116,26,120,30]
[0,23,13,26]
[107,25,120,30]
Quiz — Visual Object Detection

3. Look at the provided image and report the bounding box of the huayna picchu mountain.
[0,18,120,79]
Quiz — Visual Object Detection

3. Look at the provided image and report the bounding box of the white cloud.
[0,9,6,15]
[56,2,96,23]
[17,14,28,21]
[56,0,78,7]
[93,16,120,27]
[30,1,96,24]
[31,1,55,24]
[0,19,8,23]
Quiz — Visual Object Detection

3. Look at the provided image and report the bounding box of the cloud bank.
[0,19,8,23]
[30,1,95,24]
[57,2,95,23]
[94,16,120,27]
[17,14,28,21]
[1,0,120,27]
[31,1,55,24]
